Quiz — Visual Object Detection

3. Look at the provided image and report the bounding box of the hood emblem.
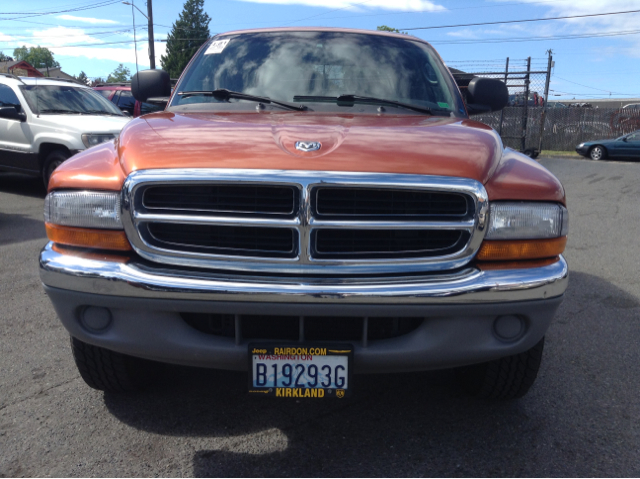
[295,141,322,152]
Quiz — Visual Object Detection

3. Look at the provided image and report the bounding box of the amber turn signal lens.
[477,237,567,262]
[45,223,132,251]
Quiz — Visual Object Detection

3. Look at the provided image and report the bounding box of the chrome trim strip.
[121,169,489,275]
[135,213,301,227]
[39,244,568,304]
[307,218,476,230]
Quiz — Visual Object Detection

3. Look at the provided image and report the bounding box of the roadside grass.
[540,150,582,158]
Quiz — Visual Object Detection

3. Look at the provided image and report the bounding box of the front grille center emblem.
[295,141,322,152]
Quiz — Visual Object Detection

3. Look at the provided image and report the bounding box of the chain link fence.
[450,58,550,155]
[449,57,640,154]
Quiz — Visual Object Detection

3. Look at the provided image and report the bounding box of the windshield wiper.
[292,94,432,115]
[38,109,82,114]
[83,110,123,116]
[177,89,306,111]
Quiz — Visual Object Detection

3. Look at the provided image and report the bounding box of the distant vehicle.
[509,91,544,107]
[576,130,640,160]
[0,73,130,185]
[93,83,163,117]
[568,103,593,108]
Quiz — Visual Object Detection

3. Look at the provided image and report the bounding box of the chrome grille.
[122,169,489,275]
[315,187,469,218]
[142,184,297,216]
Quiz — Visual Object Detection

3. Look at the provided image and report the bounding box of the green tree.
[91,77,105,86]
[376,25,407,34]
[160,0,211,78]
[13,45,60,68]
[75,71,90,85]
[107,64,131,83]
[0,52,13,62]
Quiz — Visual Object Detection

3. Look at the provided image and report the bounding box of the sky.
[1,0,639,101]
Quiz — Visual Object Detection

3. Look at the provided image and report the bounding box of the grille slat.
[314,229,468,259]
[315,188,468,218]
[143,185,297,215]
[181,313,423,342]
[147,223,297,257]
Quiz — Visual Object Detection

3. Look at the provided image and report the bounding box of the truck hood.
[117,111,503,183]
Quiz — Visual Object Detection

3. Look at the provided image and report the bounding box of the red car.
[93,83,163,117]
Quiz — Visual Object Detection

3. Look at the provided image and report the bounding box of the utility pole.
[147,0,155,69]
[123,1,155,69]
[537,49,553,156]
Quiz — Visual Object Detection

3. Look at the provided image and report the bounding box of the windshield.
[171,31,465,116]
[20,84,124,116]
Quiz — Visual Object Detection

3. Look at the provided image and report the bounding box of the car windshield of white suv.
[171,31,465,116]
[20,84,125,116]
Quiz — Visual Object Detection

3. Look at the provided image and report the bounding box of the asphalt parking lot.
[1,157,639,477]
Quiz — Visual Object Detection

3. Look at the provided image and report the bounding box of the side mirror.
[0,106,26,122]
[131,69,171,102]
[466,77,509,115]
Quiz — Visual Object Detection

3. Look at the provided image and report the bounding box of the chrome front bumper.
[40,244,568,372]
[39,243,568,304]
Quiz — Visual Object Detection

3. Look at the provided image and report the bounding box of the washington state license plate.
[248,344,353,399]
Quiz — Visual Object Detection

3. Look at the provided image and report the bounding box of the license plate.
[248,343,353,399]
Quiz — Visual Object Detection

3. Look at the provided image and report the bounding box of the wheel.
[70,336,158,393]
[456,337,545,399]
[42,150,70,188]
[589,145,606,161]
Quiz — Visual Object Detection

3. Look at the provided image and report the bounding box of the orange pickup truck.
[40,28,568,400]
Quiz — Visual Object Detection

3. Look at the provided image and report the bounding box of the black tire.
[456,337,545,399]
[589,145,606,161]
[42,149,70,188]
[70,336,157,393]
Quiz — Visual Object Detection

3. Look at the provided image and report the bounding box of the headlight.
[81,133,116,148]
[45,191,122,229]
[478,202,568,262]
[44,191,130,251]
[485,202,568,240]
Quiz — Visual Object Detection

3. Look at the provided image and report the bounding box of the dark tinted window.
[172,31,463,115]
[117,90,135,109]
[140,101,163,115]
[0,84,23,112]
[20,85,124,115]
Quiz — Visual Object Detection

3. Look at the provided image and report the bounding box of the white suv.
[0,74,131,186]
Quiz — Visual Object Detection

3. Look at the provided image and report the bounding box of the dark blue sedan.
[576,131,640,160]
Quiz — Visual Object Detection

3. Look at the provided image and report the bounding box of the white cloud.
[17,26,166,68]
[495,0,640,57]
[56,15,119,25]
[234,0,446,12]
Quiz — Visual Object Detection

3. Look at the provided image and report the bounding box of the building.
[36,66,77,82]
[0,60,44,77]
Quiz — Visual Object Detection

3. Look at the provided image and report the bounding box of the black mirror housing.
[0,106,26,122]
[131,69,171,102]
[466,77,509,115]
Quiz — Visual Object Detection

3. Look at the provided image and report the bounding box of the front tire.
[456,337,545,399]
[70,337,158,393]
[42,150,70,188]
[589,145,606,161]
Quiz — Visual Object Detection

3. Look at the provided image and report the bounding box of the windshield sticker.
[438,102,449,109]
[205,39,230,55]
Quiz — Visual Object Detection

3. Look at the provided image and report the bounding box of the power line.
[430,28,640,45]
[399,8,640,31]
[0,0,121,21]
[553,76,638,96]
